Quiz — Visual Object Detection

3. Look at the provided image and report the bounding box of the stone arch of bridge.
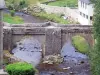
[70,33,94,47]
[61,32,94,51]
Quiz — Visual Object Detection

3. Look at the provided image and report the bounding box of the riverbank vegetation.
[72,36,90,54]
[32,12,70,24]
[89,0,100,75]
[44,0,78,7]
[3,14,24,24]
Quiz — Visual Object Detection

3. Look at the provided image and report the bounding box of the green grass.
[39,0,48,3]
[72,35,90,54]
[32,12,70,24]
[6,0,39,6]
[48,0,78,7]
[3,14,24,24]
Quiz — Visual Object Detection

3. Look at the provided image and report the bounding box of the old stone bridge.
[3,22,93,56]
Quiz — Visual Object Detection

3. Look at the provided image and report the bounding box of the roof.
[79,0,91,4]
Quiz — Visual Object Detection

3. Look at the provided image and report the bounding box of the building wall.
[78,14,89,25]
[78,0,94,25]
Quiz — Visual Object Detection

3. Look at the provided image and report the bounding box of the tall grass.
[3,14,24,24]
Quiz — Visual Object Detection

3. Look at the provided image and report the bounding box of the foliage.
[19,0,27,9]
[6,62,36,75]
[8,4,14,10]
[89,0,100,75]
[3,14,24,24]
[47,0,78,7]
[32,12,70,24]
[72,35,90,54]
[10,10,15,16]
[6,0,38,8]
[6,0,28,11]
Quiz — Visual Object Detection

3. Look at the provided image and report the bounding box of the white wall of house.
[78,0,94,25]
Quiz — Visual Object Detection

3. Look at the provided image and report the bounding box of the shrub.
[6,62,36,75]
[72,35,90,54]
[10,10,15,17]
[8,5,14,10]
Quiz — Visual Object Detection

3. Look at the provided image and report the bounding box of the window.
[83,2,84,8]
[80,12,82,15]
[81,1,82,7]
[90,16,93,20]
[86,15,88,19]
[85,4,87,9]
[83,13,85,18]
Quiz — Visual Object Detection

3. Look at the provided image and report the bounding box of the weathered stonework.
[3,22,93,55]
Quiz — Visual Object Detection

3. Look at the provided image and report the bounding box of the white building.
[78,0,94,25]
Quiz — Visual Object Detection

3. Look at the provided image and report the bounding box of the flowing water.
[61,40,88,63]
[12,37,42,66]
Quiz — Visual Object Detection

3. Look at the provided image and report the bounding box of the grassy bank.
[3,14,24,24]
[72,35,90,54]
[32,12,70,24]
[47,0,78,7]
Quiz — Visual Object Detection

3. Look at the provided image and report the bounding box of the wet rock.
[43,54,63,64]
[70,72,74,74]
[63,67,71,70]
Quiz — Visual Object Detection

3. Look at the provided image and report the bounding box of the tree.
[90,0,100,75]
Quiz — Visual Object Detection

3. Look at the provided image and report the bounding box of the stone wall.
[3,22,93,55]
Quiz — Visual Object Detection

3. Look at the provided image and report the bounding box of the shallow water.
[12,37,42,66]
[61,40,88,61]
[39,40,90,75]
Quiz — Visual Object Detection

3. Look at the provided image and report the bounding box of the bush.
[6,62,36,75]
[8,5,14,10]
[10,10,15,17]
[72,35,90,54]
